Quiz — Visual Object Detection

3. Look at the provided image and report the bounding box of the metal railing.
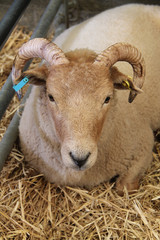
[0,0,64,170]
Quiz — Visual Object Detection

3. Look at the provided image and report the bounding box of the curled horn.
[12,38,69,84]
[94,43,145,102]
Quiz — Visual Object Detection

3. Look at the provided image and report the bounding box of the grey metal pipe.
[0,0,62,170]
[0,0,31,50]
[52,4,66,40]
[0,0,62,120]
[31,0,62,39]
[0,86,32,171]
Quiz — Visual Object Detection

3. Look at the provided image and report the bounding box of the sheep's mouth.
[70,164,90,172]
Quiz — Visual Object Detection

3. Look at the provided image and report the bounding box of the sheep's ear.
[19,65,49,86]
[110,67,143,94]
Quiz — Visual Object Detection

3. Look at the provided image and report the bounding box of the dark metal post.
[0,0,31,50]
[64,0,69,29]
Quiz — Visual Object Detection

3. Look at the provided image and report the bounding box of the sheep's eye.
[104,96,110,104]
[48,94,55,102]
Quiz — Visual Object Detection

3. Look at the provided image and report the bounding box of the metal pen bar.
[0,86,32,171]
[0,0,62,120]
[31,0,62,39]
[0,0,62,170]
[0,0,31,50]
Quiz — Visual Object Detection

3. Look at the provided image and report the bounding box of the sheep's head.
[12,38,145,171]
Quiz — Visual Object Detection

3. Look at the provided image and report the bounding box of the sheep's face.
[14,40,144,172]
[46,63,114,170]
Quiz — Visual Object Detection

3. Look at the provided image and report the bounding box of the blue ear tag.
[13,76,29,100]
[13,76,29,92]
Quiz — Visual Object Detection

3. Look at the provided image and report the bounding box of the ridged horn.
[94,43,145,102]
[12,38,69,84]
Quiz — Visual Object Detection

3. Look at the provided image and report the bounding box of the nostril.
[69,152,91,168]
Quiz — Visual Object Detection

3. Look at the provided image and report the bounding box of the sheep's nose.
[69,152,91,168]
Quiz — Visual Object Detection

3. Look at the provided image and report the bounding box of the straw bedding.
[0,27,160,240]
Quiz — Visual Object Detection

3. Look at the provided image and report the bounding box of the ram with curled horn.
[11,4,160,195]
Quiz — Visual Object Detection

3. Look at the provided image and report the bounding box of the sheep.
[12,4,160,194]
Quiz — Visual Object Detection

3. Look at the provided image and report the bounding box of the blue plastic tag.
[13,76,29,92]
